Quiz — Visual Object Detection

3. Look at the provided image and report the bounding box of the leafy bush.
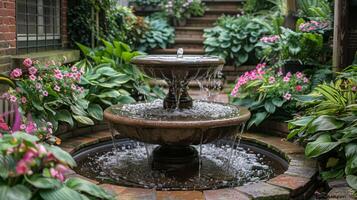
[130,0,164,7]
[288,66,357,190]
[204,15,270,66]
[0,132,115,200]
[5,59,101,130]
[164,0,205,22]
[297,0,332,20]
[138,16,175,52]
[256,27,323,64]
[76,40,165,107]
[243,0,275,14]
[231,63,311,128]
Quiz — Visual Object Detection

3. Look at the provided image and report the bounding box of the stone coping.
[60,131,318,200]
[12,49,80,67]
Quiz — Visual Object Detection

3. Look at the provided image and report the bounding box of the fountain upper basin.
[131,55,225,80]
[104,102,250,145]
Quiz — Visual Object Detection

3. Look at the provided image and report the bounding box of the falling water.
[226,123,246,175]
[198,131,205,181]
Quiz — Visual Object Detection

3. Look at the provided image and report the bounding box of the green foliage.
[164,0,206,22]
[138,16,175,52]
[231,63,311,128]
[7,60,100,130]
[297,0,332,20]
[243,0,275,14]
[204,15,270,66]
[130,0,164,7]
[288,66,357,189]
[257,27,323,64]
[76,40,164,107]
[0,132,115,200]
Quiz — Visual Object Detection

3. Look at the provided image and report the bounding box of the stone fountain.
[103,49,251,175]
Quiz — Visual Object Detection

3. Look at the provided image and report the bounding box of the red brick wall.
[61,0,68,48]
[0,0,16,72]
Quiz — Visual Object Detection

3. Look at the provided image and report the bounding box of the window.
[16,0,61,53]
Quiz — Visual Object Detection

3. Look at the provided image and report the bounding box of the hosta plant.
[288,66,357,190]
[6,58,102,130]
[138,16,175,52]
[0,132,115,200]
[231,63,311,128]
[204,15,270,66]
[76,40,165,106]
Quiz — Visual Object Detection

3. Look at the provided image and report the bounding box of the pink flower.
[20,124,26,130]
[10,68,22,78]
[268,76,275,84]
[23,58,33,68]
[71,84,76,90]
[37,144,47,156]
[1,93,9,99]
[55,73,63,80]
[352,86,357,92]
[42,91,48,97]
[16,160,29,175]
[9,95,17,102]
[28,67,38,75]
[35,83,42,89]
[71,66,77,72]
[29,75,36,81]
[296,85,302,92]
[283,76,290,82]
[25,121,36,133]
[286,72,292,77]
[283,93,292,100]
[21,96,27,104]
[54,69,61,74]
[277,70,283,76]
[303,77,309,83]
[54,85,61,92]
[296,72,303,79]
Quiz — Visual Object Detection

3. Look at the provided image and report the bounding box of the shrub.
[130,0,164,7]
[256,27,323,64]
[204,15,270,67]
[138,16,175,52]
[5,59,102,130]
[288,66,357,190]
[76,40,165,107]
[231,63,311,128]
[164,0,205,23]
[0,132,115,200]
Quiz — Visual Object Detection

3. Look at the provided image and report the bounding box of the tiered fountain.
[104,50,250,174]
[74,50,286,190]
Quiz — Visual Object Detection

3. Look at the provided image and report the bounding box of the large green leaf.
[55,110,74,127]
[65,177,115,199]
[26,175,61,189]
[87,104,103,121]
[73,115,94,125]
[97,90,121,99]
[264,100,276,113]
[96,67,119,77]
[12,132,39,143]
[0,185,31,200]
[345,143,357,159]
[237,53,249,64]
[307,115,344,133]
[305,134,340,158]
[45,145,77,167]
[272,98,285,107]
[40,186,86,200]
[347,175,357,190]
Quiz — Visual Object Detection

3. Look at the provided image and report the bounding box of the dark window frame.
[16,0,62,54]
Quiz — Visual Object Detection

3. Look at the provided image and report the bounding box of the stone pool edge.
[60,130,318,200]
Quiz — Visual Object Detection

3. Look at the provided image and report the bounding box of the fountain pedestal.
[152,145,199,176]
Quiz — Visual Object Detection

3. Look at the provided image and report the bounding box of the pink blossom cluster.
[299,20,329,32]
[11,141,69,182]
[231,63,266,96]
[260,35,279,43]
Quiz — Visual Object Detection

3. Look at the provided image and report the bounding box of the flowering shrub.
[6,58,103,130]
[0,132,114,199]
[231,63,311,127]
[256,27,323,64]
[298,20,329,34]
[165,0,205,23]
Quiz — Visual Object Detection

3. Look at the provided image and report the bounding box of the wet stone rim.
[60,131,318,200]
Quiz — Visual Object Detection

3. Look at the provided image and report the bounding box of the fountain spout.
[177,48,184,58]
